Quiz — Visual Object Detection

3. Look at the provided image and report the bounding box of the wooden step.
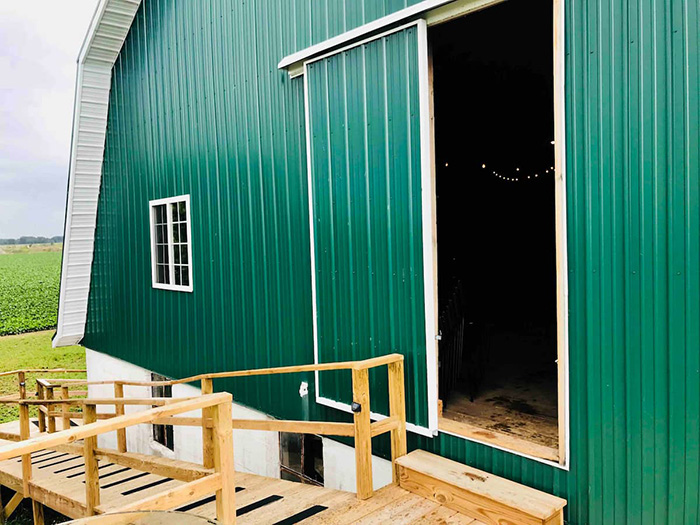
[395,450,566,525]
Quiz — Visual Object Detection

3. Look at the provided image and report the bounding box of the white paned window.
[149,195,193,292]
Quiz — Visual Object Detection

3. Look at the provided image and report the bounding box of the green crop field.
[0,250,62,335]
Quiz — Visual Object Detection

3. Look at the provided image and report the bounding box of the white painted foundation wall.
[85,349,392,492]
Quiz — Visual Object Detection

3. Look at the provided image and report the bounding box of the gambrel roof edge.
[54,0,142,347]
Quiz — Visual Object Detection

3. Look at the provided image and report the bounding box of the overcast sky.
[0,0,99,239]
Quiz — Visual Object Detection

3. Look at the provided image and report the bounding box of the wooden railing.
[0,393,235,524]
[0,353,407,517]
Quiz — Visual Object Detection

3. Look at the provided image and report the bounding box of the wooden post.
[61,386,71,431]
[45,387,56,434]
[114,382,127,452]
[31,500,44,525]
[34,379,47,433]
[83,404,100,515]
[17,372,26,400]
[212,398,235,525]
[201,378,214,469]
[18,402,31,497]
[388,360,408,483]
[352,368,373,500]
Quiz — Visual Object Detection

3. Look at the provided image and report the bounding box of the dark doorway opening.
[431,0,559,455]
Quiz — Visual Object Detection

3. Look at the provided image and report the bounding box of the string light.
[481,162,553,182]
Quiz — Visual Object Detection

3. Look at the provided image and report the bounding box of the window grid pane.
[152,199,190,290]
[153,204,170,284]
[169,201,189,289]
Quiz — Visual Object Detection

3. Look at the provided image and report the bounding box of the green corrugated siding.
[306,25,429,428]
[83,0,700,523]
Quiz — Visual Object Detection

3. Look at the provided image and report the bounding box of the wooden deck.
[0,421,482,524]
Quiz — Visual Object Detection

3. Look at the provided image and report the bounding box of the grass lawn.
[0,331,85,524]
[0,331,85,424]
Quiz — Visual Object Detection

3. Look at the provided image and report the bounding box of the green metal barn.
[52,0,699,522]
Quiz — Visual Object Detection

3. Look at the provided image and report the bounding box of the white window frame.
[148,195,193,293]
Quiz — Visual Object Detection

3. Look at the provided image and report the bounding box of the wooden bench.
[396,450,566,525]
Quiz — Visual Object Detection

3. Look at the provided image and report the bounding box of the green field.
[0,250,62,335]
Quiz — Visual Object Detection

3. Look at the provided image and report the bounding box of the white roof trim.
[278,0,502,76]
[54,0,142,347]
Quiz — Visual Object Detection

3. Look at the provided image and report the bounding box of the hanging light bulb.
[482,164,486,169]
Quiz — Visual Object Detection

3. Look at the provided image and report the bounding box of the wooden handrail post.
[213,398,235,524]
[387,360,407,483]
[34,378,47,434]
[114,382,127,452]
[83,404,100,515]
[61,386,71,431]
[17,372,26,400]
[352,368,373,500]
[201,378,214,469]
[45,387,56,433]
[18,401,31,497]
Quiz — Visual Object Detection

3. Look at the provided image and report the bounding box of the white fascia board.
[278,0,502,76]
[54,0,142,348]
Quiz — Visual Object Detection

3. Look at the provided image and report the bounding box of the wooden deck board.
[0,421,484,524]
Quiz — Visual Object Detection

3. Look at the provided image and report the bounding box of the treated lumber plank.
[18,397,196,406]
[438,417,559,462]
[303,484,408,525]
[18,403,31,496]
[106,474,221,514]
[61,386,72,431]
[83,405,100,515]
[95,449,213,482]
[45,388,56,434]
[151,417,211,427]
[370,416,399,438]
[27,482,88,520]
[232,419,354,436]
[32,500,44,525]
[388,360,408,482]
[409,505,478,524]
[0,369,85,379]
[352,368,372,500]
[113,383,126,453]
[0,394,231,461]
[36,381,46,433]
[3,492,23,520]
[212,400,235,524]
[397,450,566,525]
[201,378,214,470]
[352,493,438,525]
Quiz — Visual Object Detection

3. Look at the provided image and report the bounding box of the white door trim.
[303,20,438,439]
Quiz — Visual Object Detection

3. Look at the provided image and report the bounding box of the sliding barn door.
[304,21,436,434]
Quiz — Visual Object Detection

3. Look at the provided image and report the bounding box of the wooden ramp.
[0,421,484,524]
[0,361,564,524]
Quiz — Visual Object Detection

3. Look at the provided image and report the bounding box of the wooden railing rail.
[0,393,235,524]
[1,353,407,502]
[35,354,402,389]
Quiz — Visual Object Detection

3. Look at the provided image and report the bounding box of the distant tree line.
[0,236,63,245]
